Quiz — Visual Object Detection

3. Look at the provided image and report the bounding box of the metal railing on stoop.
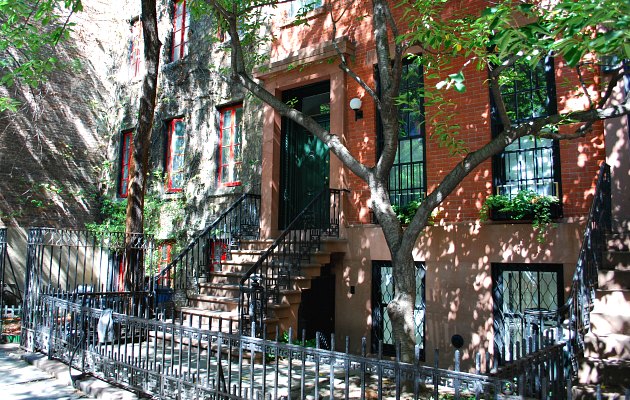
[239,188,343,337]
[557,162,611,374]
[151,193,261,314]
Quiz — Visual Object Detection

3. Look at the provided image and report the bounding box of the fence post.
[454,349,461,399]
[433,349,439,400]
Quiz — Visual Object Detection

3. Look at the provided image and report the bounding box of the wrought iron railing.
[0,228,6,334]
[21,228,158,348]
[239,188,343,336]
[27,294,569,400]
[151,193,260,301]
[558,162,611,371]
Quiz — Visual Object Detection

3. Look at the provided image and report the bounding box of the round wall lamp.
[349,97,363,120]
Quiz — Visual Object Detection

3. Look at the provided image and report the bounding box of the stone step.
[175,307,279,334]
[603,251,630,270]
[583,333,630,362]
[590,311,630,336]
[599,269,630,290]
[607,233,630,252]
[578,357,630,386]
[187,294,239,312]
[198,282,241,297]
[229,249,333,265]
[594,290,630,308]
[573,384,629,400]
[197,283,304,305]
[203,271,244,285]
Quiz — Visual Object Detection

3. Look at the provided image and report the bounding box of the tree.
[0,0,83,111]
[123,0,162,290]
[197,0,629,360]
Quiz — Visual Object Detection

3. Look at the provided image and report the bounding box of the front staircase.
[154,189,346,341]
[177,237,344,337]
[575,231,630,399]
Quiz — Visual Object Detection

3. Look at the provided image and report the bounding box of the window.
[171,0,189,62]
[157,242,173,285]
[166,118,186,192]
[118,131,133,198]
[492,57,561,200]
[129,19,143,78]
[289,0,322,17]
[492,263,563,363]
[378,61,426,207]
[372,261,425,359]
[219,105,243,186]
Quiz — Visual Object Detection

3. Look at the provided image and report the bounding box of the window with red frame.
[166,118,186,192]
[171,0,189,62]
[157,242,173,285]
[219,105,242,186]
[119,131,134,197]
[130,20,143,78]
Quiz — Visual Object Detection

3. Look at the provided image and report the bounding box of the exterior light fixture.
[349,97,363,120]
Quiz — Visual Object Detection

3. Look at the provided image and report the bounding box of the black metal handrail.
[557,162,611,371]
[151,193,260,298]
[239,188,343,336]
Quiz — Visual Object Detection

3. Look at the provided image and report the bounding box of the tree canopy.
[0,0,83,111]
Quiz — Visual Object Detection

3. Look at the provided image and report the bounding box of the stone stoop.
[174,237,345,337]
[574,232,630,399]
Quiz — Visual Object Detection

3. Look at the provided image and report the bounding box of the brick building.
[2,0,628,390]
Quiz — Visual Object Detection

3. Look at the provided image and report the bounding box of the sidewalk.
[0,343,137,400]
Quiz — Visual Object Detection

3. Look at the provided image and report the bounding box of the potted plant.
[480,190,559,243]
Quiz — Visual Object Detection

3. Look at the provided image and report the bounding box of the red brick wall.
[273,0,605,225]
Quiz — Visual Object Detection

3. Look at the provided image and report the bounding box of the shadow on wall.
[0,31,108,228]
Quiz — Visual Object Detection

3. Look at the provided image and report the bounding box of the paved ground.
[0,343,91,399]
[0,343,137,400]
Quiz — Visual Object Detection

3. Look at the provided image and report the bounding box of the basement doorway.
[297,264,335,347]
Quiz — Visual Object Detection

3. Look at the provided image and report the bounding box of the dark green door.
[280,81,330,228]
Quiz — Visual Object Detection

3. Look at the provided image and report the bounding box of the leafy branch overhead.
[0,0,83,111]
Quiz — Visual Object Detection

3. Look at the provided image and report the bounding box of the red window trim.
[158,242,174,285]
[166,118,185,193]
[130,20,143,78]
[218,104,242,187]
[171,0,188,62]
[119,131,134,198]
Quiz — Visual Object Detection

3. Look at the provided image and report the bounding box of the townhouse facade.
[105,0,630,371]
[1,0,627,380]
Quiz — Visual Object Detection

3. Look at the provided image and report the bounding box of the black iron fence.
[22,228,158,346]
[24,293,568,399]
[239,188,343,337]
[0,228,6,310]
[153,193,260,295]
[558,162,611,372]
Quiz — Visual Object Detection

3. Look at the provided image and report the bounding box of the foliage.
[278,331,318,348]
[0,0,83,111]
[392,201,440,226]
[86,188,184,239]
[480,191,559,243]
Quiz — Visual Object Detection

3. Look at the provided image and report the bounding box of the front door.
[280,81,330,228]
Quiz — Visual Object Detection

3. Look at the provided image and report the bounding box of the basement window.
[218,104,243,187]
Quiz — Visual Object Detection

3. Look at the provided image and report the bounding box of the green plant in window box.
[392,201,440,226]
[480,190,559,243]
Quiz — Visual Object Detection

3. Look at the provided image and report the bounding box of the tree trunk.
[124,0,161,292]
[386,250,417,362]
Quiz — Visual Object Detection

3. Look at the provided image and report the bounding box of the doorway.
[280,81,330,228]
[297,264,335,347]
